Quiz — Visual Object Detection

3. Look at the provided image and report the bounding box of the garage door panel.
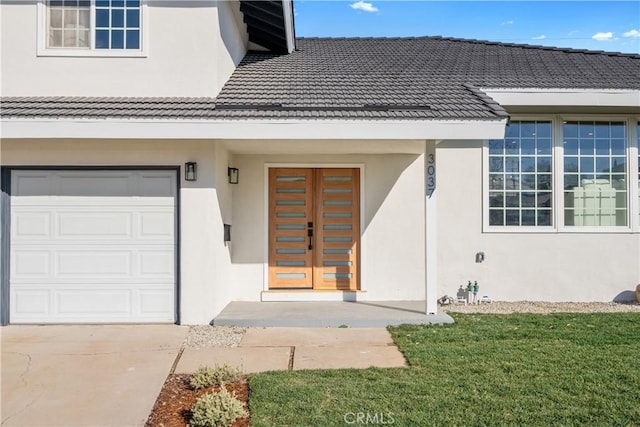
[138,212,174,238]
[138,173,177,197]
[56,289,133,315]
[12,173,53,196]
[57,212,133,238]
[12,211,51,240]
[12,251,50,278]
[9,170,177,324]
[139,251,174,276]
[55,251,133,277]
[13,290,50,316]
[54,173,131,197]
[139,289,175,315]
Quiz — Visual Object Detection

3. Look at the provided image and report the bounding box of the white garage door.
[10,170,177,323]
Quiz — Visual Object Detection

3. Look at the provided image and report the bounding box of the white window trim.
[630,118,640,233]
[36,0,148,58]
[482,115,557,233]
[262,163,366,294]
[557,115,634,233]
[484,114,640,234]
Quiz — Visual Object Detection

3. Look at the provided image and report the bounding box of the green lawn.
[248,313,640,426]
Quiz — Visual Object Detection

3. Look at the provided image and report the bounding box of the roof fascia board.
[281,0,295,53]
[0,118,508,140]
[482,88,640,107]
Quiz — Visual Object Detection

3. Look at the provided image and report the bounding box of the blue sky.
[294,1,640,54]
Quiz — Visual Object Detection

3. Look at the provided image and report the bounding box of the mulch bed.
[145,374,249,427]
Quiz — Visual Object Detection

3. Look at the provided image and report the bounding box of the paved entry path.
[176,327,407,373]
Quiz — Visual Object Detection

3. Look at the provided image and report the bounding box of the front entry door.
[269,168,360,290]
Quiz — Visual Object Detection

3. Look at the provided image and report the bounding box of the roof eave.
[0,117,508,140]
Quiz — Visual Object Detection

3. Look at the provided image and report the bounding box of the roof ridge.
[296,36,640,59]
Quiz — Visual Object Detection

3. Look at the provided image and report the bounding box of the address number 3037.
[426,153,436,197]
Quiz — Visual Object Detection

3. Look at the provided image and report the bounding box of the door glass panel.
[276,176,305,182]
[276,212,305,218]
[324,176,352,182]
[324,236,352,242]
[323,273,352,279]
[276,236,305,242]
[277,188,305,193]
[276,273,306,279]
[276,200,305,206]
[324,224,352,230]
[323,212,352,218]
[324,248,352,254]
[323,188,352,193]
[323,261,352,266]
[324,200,352,206]
[277,248,306,254]
[277,261,306,267]
[276,224,306,230]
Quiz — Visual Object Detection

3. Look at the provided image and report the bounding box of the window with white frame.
[488,121,553,226]
[562,121,627,227]
[47,0,90,48]
[45,0,141,51]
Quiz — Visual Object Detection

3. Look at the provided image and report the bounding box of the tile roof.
[2,36,639,121]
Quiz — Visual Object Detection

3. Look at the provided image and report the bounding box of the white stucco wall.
[0,1,247,97]
[1,138,233,324]
[436,140,640,302]
[228,153,427,302]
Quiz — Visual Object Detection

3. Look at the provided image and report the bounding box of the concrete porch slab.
[176,347,292,374]
[213,301,454,327]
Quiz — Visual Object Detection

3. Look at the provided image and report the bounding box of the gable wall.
[0,1,248,97]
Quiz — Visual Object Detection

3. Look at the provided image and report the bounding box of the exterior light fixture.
[185,162,197,181]
[224,224,231,243]
[228,167,239,184]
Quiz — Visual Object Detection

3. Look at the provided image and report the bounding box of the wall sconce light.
[228,167,239,184]
[475,251,485,263]
[185,162,197,182]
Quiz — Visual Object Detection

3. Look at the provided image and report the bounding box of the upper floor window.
[42,0,143,55]
[488,121,553,226]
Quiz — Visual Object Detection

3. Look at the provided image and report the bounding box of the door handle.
[307,221,313,250]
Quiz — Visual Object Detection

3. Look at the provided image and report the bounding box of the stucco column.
[425,140,438,314]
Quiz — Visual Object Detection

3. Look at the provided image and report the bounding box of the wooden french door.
[269,168,360,290]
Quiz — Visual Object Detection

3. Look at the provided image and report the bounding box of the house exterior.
[1,0,639,325]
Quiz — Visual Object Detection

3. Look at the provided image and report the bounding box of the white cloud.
[501,20,514,25]
[592,32,614,41]
[532,35,546,40]
[623,29,640,38]
[350,1,378,13]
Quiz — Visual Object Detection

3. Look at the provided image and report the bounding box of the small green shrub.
[190,364,243,390]
[191,388,248,427]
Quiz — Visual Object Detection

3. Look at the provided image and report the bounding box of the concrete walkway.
[176,327,407,373]
[1,325,188,427]
[214,300,454,327]
[2,325,409,426]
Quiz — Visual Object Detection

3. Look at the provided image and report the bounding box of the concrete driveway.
[1,325,187,427]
